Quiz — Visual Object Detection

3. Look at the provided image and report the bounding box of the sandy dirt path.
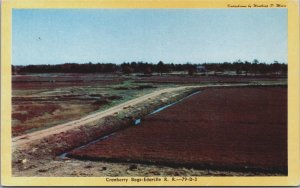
[12,83,280,147]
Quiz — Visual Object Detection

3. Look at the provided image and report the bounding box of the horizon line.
[12,60,288,66]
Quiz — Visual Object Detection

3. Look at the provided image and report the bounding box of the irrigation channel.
[59,90,202,159]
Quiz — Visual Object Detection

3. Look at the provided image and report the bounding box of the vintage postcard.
[1,0,299,186]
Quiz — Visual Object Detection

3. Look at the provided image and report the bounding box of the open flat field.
[68,87,287,174]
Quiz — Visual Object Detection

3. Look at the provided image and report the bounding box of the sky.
[12,9,287,65]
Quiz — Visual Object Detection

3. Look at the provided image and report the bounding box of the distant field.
[135,75,287,84]
[68,87,287,174]
[12,74,124,90]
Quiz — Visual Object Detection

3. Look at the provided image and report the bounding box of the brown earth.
[13,157,277,177]
[12,102,102,136]
[68,87,287,174]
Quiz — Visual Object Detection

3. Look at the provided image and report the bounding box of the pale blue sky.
[12,9,287,65]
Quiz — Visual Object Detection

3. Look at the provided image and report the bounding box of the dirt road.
[12,83,282,147]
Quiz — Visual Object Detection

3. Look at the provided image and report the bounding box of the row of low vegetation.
[12,60,287,76]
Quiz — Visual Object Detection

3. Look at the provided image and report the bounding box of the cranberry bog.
[134,75,287,84]
[68,86,287,175]
[12,73,124,90]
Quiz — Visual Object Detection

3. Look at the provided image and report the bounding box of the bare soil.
[13,158,276,177]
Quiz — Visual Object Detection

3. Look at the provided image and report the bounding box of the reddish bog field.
[68,87,287,174]
[12,74,123,90]
[135,75,287,84]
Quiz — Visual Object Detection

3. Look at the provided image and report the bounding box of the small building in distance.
[196,65,207,73]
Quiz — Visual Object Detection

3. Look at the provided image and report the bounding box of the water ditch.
[59,132,117,159]
[59,89,201,159]
[134,90,201,125]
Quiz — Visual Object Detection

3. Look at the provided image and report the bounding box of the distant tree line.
[13,60,287,75]
[203,60,287,75]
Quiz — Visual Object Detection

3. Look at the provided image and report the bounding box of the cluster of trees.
[203,60,287,75]
[120,61,196,75]
[13,63,118,74]
[13,60,287,75]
